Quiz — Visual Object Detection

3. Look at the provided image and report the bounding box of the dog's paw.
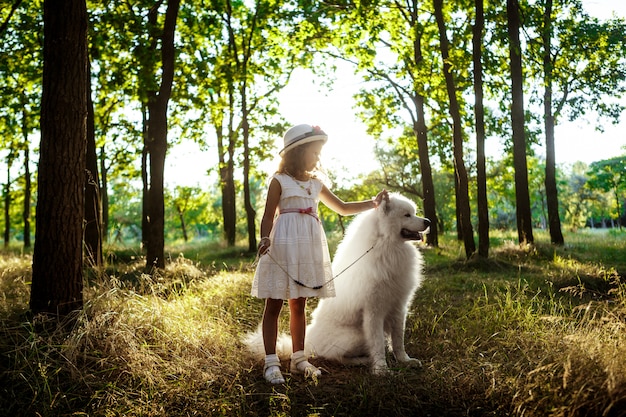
[371,366,392,376]
[403,357,423,368]
[371,358,391,375]
[395,352,422,367]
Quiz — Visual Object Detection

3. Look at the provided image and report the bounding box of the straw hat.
[279,124,328,156]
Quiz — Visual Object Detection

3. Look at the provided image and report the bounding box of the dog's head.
[377,193,430,242]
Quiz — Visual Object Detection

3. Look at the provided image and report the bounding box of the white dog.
[305,193,430,374]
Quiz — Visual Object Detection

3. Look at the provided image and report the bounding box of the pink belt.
[280,207,319,221]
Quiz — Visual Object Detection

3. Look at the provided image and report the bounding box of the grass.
[0,230,625,416]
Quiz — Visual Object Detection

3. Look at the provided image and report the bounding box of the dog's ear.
[381,198,391,215]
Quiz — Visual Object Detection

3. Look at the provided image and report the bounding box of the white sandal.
[263,356,285,385]
[290,350,322,379]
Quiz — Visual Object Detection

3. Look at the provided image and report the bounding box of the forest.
[2,0,626,268]
[1,0,626,415]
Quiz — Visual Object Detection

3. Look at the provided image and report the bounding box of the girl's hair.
[278,145,308,176]
[277,141,330,185]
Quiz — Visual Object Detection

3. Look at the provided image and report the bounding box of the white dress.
[251,173,335,299]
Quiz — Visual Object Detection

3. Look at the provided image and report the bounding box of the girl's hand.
[258,237,271,255]
[373,189,389,208]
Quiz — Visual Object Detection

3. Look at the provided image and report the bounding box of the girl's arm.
[319,186,388,216]
[258,178,281,253]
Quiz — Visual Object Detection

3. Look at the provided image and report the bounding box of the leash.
[252,244,376,290]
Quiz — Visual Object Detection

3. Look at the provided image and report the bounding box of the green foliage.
[2,0,626,249]
[107,179,142,242]
[586,155,626,225]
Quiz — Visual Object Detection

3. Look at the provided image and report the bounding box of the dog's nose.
[424,218,431,226]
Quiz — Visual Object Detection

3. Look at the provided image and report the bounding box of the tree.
[144,0,180,269]
[526,0,626,244]
[538,0,564,245]
[21,103,33,249]
[228,0,308,252]
[433,0,475,258]
[169,186,195,241]
[0,0,42,250]
[84,63,103,266]
[507,0,534,245]
[3,148,14,248]
[559,162,594,230]
[176,0,308,249]
[586,156,626,229]
[30,0,88,316]
[473,0,489,257]
[345,0,440,246]
[88,0,145,246]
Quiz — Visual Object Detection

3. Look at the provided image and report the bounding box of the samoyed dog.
[304,193,430,374]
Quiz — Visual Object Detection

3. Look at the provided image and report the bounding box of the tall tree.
[539,0,564,245]
[433,0,475,258]
[347,0,440,246]
[226,0,303,252]
[3,148,14,248]
[21,103,33,249]
[144,0,180,269]
[177,0,303,248]
[174,0,239,246]
[507,0,534,245]
[586,156,626,229]
[473,0,489,257]
[84,64,103,266]
[0,0,42,250]
[88,0,144,244]
[526,0,626,244]
[30,0,88,316]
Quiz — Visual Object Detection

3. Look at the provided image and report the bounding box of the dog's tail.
[242,326,292,359]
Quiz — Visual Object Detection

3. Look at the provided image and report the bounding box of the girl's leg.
[288,297,321,378]
[262,298,284,354]
[262,298,285,384]
[288,297,307,352]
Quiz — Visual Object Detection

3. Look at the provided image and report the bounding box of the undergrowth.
[0,231,625,416]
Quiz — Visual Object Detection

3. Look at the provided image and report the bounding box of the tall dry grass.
[0,231,625,416]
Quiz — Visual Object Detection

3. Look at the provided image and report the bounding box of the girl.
[252,123,388,384]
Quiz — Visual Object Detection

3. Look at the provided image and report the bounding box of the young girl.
[252,123,388,384]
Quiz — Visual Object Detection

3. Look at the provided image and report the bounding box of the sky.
[166,0,626,188]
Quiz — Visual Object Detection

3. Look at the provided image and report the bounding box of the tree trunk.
[507,0,534,245]
[3,158,10,248]
[224,149,237,246]
[85,67,103,266]
[216,126,237,247]
[413,100,439,247]
[145,95,166,268]
[454,167,462,241]
[434,0,475,258]
[411,11,438,247]
[141,105,149,250]
[542,0,564,245]
[473,0,489,258]
[226,86,237,247]
[213,60,237,247]
[99,145,109,242]
[22,109,32,249]
[241,89,257,253]
[22,154,31,248]
[145,0,179,269]
[176,204,188,241]
[30,0,88,317]
[241,66,257,252]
